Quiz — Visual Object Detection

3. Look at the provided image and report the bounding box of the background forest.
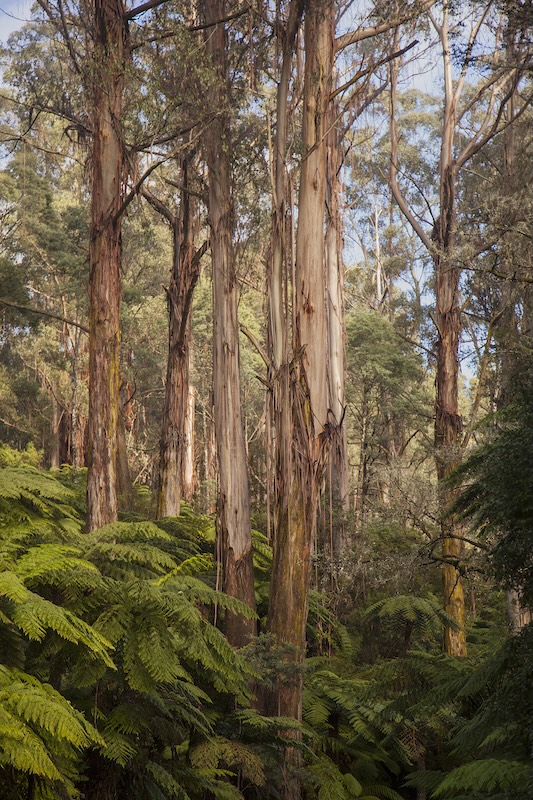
[0,0,532,799]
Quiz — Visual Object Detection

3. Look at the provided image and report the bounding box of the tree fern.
[432,758,531,798]
[0,664,101,788]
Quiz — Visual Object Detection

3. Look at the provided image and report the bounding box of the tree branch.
[141,185,175,225]
[335,0,435,53]
[0,298,88,333]
[388,48,433,253]
[239,323,270,368]
[330,39,418,101]
[125,0,172,22]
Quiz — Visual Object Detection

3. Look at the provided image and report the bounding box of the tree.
[266,3,335,795]
[86,0,129,531]
[388,0,532,655]
[202,0,256,648]
[142,155,207,519]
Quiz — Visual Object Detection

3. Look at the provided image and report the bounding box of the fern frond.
[432,758,531,798]
[145,760,192,800]
[190,736,265,786]
[155,553,214,583]
[99,727,139,766]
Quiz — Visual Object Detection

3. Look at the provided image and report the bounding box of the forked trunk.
[156,166,204,519]
[86,0,127,532]
[203,0,256,648]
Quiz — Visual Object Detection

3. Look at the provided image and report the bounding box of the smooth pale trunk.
[325,97,349,555]
[203,0,256,648]
[86,0,127,532]
[267,3,334,796]
[116,408,134,511]
[181,384,196,502]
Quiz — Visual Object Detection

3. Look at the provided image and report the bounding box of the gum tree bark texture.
[389,8,467,656]
[152,161,206,520]
[433,193,467,658]
[203,0,256,648]
[86,0,127,532]
[325,93,349,557]
[267,2,334,796]
[433,8,466,656]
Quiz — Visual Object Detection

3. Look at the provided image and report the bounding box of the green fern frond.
[15,544,97,584]
[145,760,192,800]
[365,594,459,633]
[360,785,404,800]
[0,713,63,781]
[0,665,102,785]
[99,726,139,766]
[10,592,114,665]
[0,666,102,746]
[432,758,531,798]
[190,736,265,786]
[155,552,214,583]
[403,769,446,793]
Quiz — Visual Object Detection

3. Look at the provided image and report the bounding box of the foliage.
[451,392,533,603]
[0,466,256,798]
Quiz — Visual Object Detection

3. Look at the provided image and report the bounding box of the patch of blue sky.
[0,0,32,43]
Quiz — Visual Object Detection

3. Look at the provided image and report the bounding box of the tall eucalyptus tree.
[86,0,129,530]
[202,0,256,647]
[389,0,532,654]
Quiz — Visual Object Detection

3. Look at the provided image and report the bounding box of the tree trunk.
[498,49,531,634]
[267,3,334,796]
[116,407,134,511]
[154,162,204,519]
[433,11,467,655]
[86,0,127,532]
[50,394,61,469]
[325,90,349,557]
[433,224,467,657]
[389,14,467,655]
[181,383,196,503]
[203,0,256,648]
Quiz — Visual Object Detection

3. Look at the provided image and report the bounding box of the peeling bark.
[389,14,467,655]
[153,161,205,520]
[203,0,256,648]
[86,0,128,532]
[325,90,349,556]
[267,3,334,796]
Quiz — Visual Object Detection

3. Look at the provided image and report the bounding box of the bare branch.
[330,39,418,101]
[240,323,270,368]
[335,0,435,53]
[0,297,88,333]
[457,86,533,170]
[388,49,433,253]
[141,185,175,225]
[125,0,172,22]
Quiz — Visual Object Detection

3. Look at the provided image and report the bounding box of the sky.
[0,0,32,42]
